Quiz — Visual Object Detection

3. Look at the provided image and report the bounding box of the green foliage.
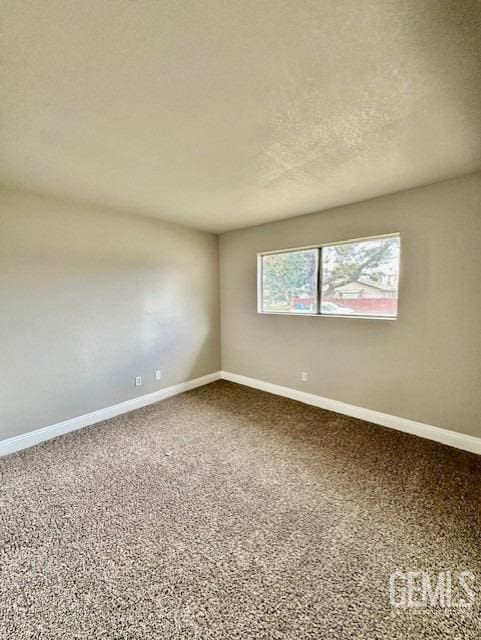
[262,250,316,308]
[322,239,398,295]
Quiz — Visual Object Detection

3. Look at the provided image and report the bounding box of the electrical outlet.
[155,370,162,381]
[301,371,308,382]
[135,376,143,387]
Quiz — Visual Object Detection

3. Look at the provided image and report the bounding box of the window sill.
[258,311,397,321]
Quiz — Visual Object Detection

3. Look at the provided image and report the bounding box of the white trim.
[4,369,479,459]
[220,371,481,456]
[257,311,397,320]
[0,372,221,457]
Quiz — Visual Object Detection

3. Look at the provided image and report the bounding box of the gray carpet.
[1,380,480,639]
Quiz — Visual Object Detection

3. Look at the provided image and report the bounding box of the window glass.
[261,249,318,313]
[321,236,400,317]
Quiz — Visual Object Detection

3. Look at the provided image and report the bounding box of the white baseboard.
[220,371,481,456]
[4,370,479,458]
[0,371,221,457]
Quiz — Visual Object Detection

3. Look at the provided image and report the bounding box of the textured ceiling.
[2,1,481,232]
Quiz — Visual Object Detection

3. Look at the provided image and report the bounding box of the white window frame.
[257,232,401,320]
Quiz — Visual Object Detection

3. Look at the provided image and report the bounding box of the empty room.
[1,1,481,638]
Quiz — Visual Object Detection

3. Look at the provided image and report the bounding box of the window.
[258,234,400,318]
[260,248,319,314]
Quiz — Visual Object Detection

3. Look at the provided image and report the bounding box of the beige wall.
[220,173,481,438]
[2,174,480,443]
[0,187,220,440]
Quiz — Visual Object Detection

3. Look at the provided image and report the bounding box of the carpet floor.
[1,380,480,639]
